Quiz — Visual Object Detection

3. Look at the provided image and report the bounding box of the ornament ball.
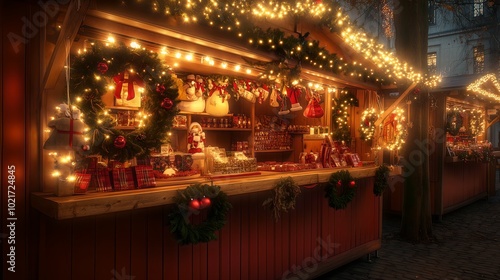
[337,180,342,187]
[189,199,201,210]
[161,97,173,109]
[114,136,126,149]
[350,181,356,187]
[200,197,211,208]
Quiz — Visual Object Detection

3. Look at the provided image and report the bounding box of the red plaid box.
[110,168,135,191]
[95,168,112,192]
[73,173,91,194]
[133,165,157,189]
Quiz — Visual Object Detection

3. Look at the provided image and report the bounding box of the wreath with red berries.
[325,170,357,210]
[168,183,232,245]
[70,41,179,162]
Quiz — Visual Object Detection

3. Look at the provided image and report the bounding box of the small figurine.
[187,122,206,154]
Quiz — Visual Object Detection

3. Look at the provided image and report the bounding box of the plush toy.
[43,105,87,151]
[187,122,206,154]
[205,77,230,116]
[177,74,206,113]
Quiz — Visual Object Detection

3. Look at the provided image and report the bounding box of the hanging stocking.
[278,92,290,115]
[287,85,303,111]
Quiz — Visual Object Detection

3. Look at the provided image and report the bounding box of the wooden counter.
[33,166,389,279]
[32,167,379,220]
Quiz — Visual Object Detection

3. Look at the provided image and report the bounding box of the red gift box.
[110,168,135,191]
[95,169,112,192]
[73,172,91,194]
[133,166,157,189]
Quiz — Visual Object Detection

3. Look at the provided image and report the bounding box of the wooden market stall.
[1,1,403,280]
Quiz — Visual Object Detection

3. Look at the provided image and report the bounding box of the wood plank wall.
[37,177,380,280]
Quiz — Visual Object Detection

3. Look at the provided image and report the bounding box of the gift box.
[95,169,112,192]
[110,168,135,191]
[73,172,91,194]
[133,166,157,189]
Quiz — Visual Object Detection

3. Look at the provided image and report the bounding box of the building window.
[473,45,485,74]
[474,0,484,17]
[427,52,437,75]
[428,2,436,25]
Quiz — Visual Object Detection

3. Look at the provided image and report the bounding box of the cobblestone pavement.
[318,185,500,280]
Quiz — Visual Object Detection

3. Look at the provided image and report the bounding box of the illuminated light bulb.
[51,170,61,177]
[221,62,228,68]
[130,41,140,49]
[185,53,193,61]
[234,65,241,71]
[175,52,182,59]
[107,35,115,43]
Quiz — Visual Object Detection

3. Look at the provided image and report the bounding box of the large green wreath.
[445,110,463,136]
[373,165,390,196]
[168,183,232,245]
[325,170,357,210]
[262,176,301,221]
[71,41,179,162]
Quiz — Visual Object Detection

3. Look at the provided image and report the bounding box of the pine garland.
[373,165,390,196]
[70,41,179,162]
[263,176,301,221]
[168,183,232,245]
[325,170,357,210]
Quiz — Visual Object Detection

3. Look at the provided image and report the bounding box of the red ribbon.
[195,80,205,93]
[208,81,228,103]
[56,119,83,147]
[113,72,145,100]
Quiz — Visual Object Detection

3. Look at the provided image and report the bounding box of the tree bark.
[394,0,433,242]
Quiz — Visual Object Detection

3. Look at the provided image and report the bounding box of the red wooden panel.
[248,193,259,280]
[265,195,275,280]
[280,207,291,275]
[115,212,132,279]
[273,210,283,280]
[178,242,193,279]
[163,206,179,280]
[72,217,96,280]
[131,210,148,279]
[192,210,203,280]
[257,192,268,280]
[288,190,298,268]
[219,203,231,280]
[239,194,250,280]
[38,217,72,280]
[207,226,220,280]
[94,214,117,278]
[147,208,164,280]
[230,196,242,280]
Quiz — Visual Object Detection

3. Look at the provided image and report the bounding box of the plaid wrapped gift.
[150,155,171,173]
[95,168,112,192]
[133,165,157,189]
[110,168,135,191]
[73,173,91,194]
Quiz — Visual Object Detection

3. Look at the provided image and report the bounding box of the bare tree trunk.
[394,0,433,242]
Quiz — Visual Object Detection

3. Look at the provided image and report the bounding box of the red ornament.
[200,197,211,209]
[156,84,166,93]
[189,199,201,210]
[97,62,108,74]
[337,180,342,187]
[81,144,90,151]
[161,98,173,110]
[350,181,356,187]
[113,136,126,149]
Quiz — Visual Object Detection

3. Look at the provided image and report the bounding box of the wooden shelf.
[31,166,397,220]
[254,149,294,153]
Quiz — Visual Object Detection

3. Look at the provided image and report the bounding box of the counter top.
[31,166,391,220]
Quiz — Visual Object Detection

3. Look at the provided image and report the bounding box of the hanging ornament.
[156,84,166,94]
[200,197,211,209]
[189,198,201,210]
[161,97,174,109]
[81,144,90,151]
[114,136,126,149]
[97,62,108,74]
[337,180,342,187]
[350,181,356,187]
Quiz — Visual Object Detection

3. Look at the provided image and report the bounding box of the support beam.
[42,0,90,90]
[374,82,417,127]
[486,115,500,130]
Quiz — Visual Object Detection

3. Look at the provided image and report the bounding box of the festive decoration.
[187,122,206,154]
[113,136,127,149]
[262,176,301,221]
[359,107,379,141]
[168,183,232,245]
[445,109,463,136]
[71,41,179,162]
[161,97,174,110]
[466,73,500,102]
[468,108,484,137]
[325,170,356,210]
[205,76,231,116]
[381,107,407,151]
[303,87,324,118]
[373,164,390,196]
[287,85,303,111]
[43,105,87,151]
[331,89,359,143]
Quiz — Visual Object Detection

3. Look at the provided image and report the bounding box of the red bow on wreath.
[113,71,145,100]
[208,81,228,103]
